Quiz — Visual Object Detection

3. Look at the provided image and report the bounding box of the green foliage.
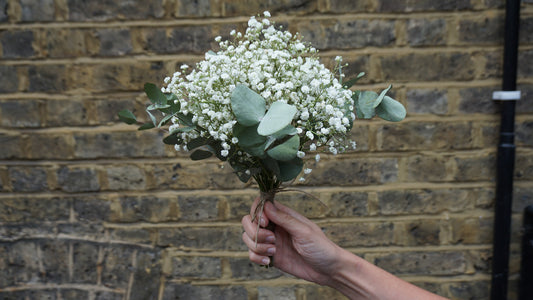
[118,109,137,124]
[266,135,300,161]
[231,84,266,126]
[352,85,405,122]
[277,158,303,182]
[375,96,406,122]
[257,101,297,136]
[190,149,213,160]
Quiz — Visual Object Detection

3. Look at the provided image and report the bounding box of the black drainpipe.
[490,0,521,299]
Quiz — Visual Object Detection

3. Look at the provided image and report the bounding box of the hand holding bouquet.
[118,12,406,264]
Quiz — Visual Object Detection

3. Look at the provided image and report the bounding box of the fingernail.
[266,235,275,243]
[267,247,276,255]
[260,217,266,227]
[262,257,270,265]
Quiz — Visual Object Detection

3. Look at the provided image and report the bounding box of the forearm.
[327,249,448,300]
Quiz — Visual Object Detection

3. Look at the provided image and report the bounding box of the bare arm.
[242,199,448,300]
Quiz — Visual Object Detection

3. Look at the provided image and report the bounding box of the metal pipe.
[519,206,533,300]
[490,0,521,299]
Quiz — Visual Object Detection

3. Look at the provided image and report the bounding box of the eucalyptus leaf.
[373,85,392,108]
[261,156,280,177]
[158,114,174,128]
[270,125,298,139]
[146,110,157,126]
[342,72,365,89]
[278,157,303,182]
[233,123,267,147]
[144,83,167,106]
[357,91,378,119]
[190,149,213,161]
[118,109,137,124]
[138,122,155,130]
[231,84,266,126]
[187,136,210,150]
[177,113,194,127]
[375,96,406,122]
[147,103,171,110]
[163,134,182,145]
[266,135,299,161]
[241,142,267,158]
[257,101,297,136]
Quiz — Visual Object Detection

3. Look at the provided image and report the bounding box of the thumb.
[263,201,309,236]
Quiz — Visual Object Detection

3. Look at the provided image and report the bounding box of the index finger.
[250,196,269,227]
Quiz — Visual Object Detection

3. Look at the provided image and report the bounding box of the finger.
[241,215,276,243]
[250,196,269,227]
[248,249,271,266]
[242,232,276,256]
[263,201,313,236]
[272,200,316,227]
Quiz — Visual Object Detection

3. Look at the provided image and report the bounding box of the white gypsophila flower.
[296,151,305,158]
[304,168,312,174]
[164,13,354,169]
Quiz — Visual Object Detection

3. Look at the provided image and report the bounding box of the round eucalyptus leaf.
[231,84,266,126]
[278,157,303,182]
[257,101,297,136]
[266,135,299,161]
[375,96,406,122]
[357,91,378,119]
[163,134,182,145]
[190,149,213,161]
[233,123,267,147]
[118,109,137,124]
[144,83,167,106]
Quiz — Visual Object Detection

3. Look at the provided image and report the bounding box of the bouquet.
[118,12,406,263]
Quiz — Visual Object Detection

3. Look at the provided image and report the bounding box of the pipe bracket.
[492,90,521,101]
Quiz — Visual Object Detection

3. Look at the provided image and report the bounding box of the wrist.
[326,248,374,299]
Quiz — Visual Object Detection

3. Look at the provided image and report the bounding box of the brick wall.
[1,0,533,299]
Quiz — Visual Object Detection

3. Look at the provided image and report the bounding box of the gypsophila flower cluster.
[162,12,356,182]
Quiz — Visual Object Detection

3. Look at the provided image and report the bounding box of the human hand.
[241,197,344,285]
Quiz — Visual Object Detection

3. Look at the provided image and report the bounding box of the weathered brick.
[61,289,90,299]
[258,286,297,300]
[45,28,97,58]
[8,166,48,192]
[376,121,474,151]
[0,100,42,127]
[113,195,178,223]
[327,191,369,217]
[20,0,55,21]
[518,49,533,78]
[484,0,503,8]
[45,99,88,126]
[515,152,533,180]
[67,0,164,21]
[453,153,496,181]
[450,217,493,244]
[516,120,533,147]
[101,245,134,288]
[323,222,395,247]
[151,161,245,190]
[514,186,533,213]
[57,223,105,240]
[86,61,169,92]
[339,55,372,84]
[222,0,317,16]
[328,0,374,13]
[57,166,100,192]
[378,188,479,215]
[143,26,212,54]
[73,131,165,158]
[27,132,74,159]
[72,242,99,284]
[406,89,448,115]
[397,219,441,246]
[0,0,7,22]
[480,51,503,79]
[0,197,69,222]
[174,0,215,17]
[93,97,137,124]
[407,19,446,46]
[516,84,533,113]
[457,86,500,114]
[304,157,398,186]
[108,228,153,244]
[28,65,67,92]
[171,256,221,278]
[447,280,490,300]
[458,16,503,45]
[379,52,476,82]
[302,285,347,300]
[163,283,247,300]
[97,28,133,56]
[521,16,533,44]
[106,165,146,190]
[178,194,220,221]
[130,249,161,300]
[41,239,69,283]
[0,290,57,299]
[0,133,22,159]
[372,251,467,275]
[0,223,56,242]
[95,291,124,300]
[73,196,111,222]
[0,65,19,93]
[158,226,245,250]
[5,241,42,285]
[405,154,451,182]
[229,257,283,280]
[297,19,396,50]
[378,0,473,12]
[0,30,34,58]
